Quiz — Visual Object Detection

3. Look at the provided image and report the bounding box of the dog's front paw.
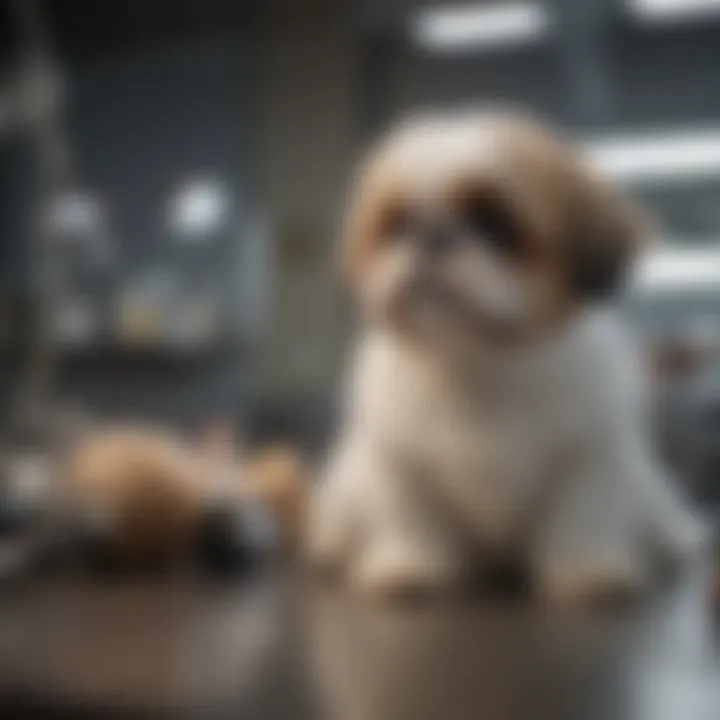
[540,562,646,609]
[350,545,456,601]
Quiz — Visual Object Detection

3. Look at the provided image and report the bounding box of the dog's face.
[343,112,646,354]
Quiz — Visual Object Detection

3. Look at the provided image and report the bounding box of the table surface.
[0,566,718,720]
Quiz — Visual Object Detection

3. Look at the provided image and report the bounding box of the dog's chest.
[356,313,627,543]
[390,366,572,541]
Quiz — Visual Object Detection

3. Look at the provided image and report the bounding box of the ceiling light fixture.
[584,129,720,182]
[170,178,230,239]
[413,3,549,52]
[633,247,720,290]
[630,0,720,24]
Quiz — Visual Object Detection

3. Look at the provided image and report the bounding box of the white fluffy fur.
[310,308,705,603]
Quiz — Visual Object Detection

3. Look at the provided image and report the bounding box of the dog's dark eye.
[380,203,415,239]
[462,196,520,255]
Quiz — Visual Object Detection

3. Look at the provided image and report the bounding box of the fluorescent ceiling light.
[414,3,549,52]
[170,178,230,238]
[633,247,720,290]
[630,0,720,23]
[584,130,720,181]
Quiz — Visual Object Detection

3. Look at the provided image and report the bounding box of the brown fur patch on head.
[560,164,649,300]
[478,116,650,328]
[340,142,406,289]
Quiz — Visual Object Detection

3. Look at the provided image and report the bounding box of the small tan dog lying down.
[63,427,206,567]
[54,425,308,569]
[308,110,705,604]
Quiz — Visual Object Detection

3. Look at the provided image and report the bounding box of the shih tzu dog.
[308,110,705,604]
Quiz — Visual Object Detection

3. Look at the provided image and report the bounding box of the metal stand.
[11,0,71,439]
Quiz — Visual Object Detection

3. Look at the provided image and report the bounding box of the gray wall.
[67,41,252,306]
[56,39,263,425]
[254,5,361,399]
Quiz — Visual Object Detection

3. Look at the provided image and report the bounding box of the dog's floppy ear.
[339,147,397,290]
[566,174,650,300]
[340,171,376,289]
[339,118,424,289]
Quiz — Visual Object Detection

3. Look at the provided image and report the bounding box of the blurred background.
[2,1,720,718]
[3,0,720,459]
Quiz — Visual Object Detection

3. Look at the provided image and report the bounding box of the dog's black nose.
[418,222,450,257]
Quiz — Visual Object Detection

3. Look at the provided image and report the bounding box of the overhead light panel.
[633,247,720,290]
[413,3,549,52]
[584,129,720,182]
[630,0,720,23]
[170,178,230,239]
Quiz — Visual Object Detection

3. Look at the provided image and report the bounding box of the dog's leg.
[532,450,649,607]
[309,438,464,596]
[348,453,465,598]
[306,440,364,575]
[636,457,707,568]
